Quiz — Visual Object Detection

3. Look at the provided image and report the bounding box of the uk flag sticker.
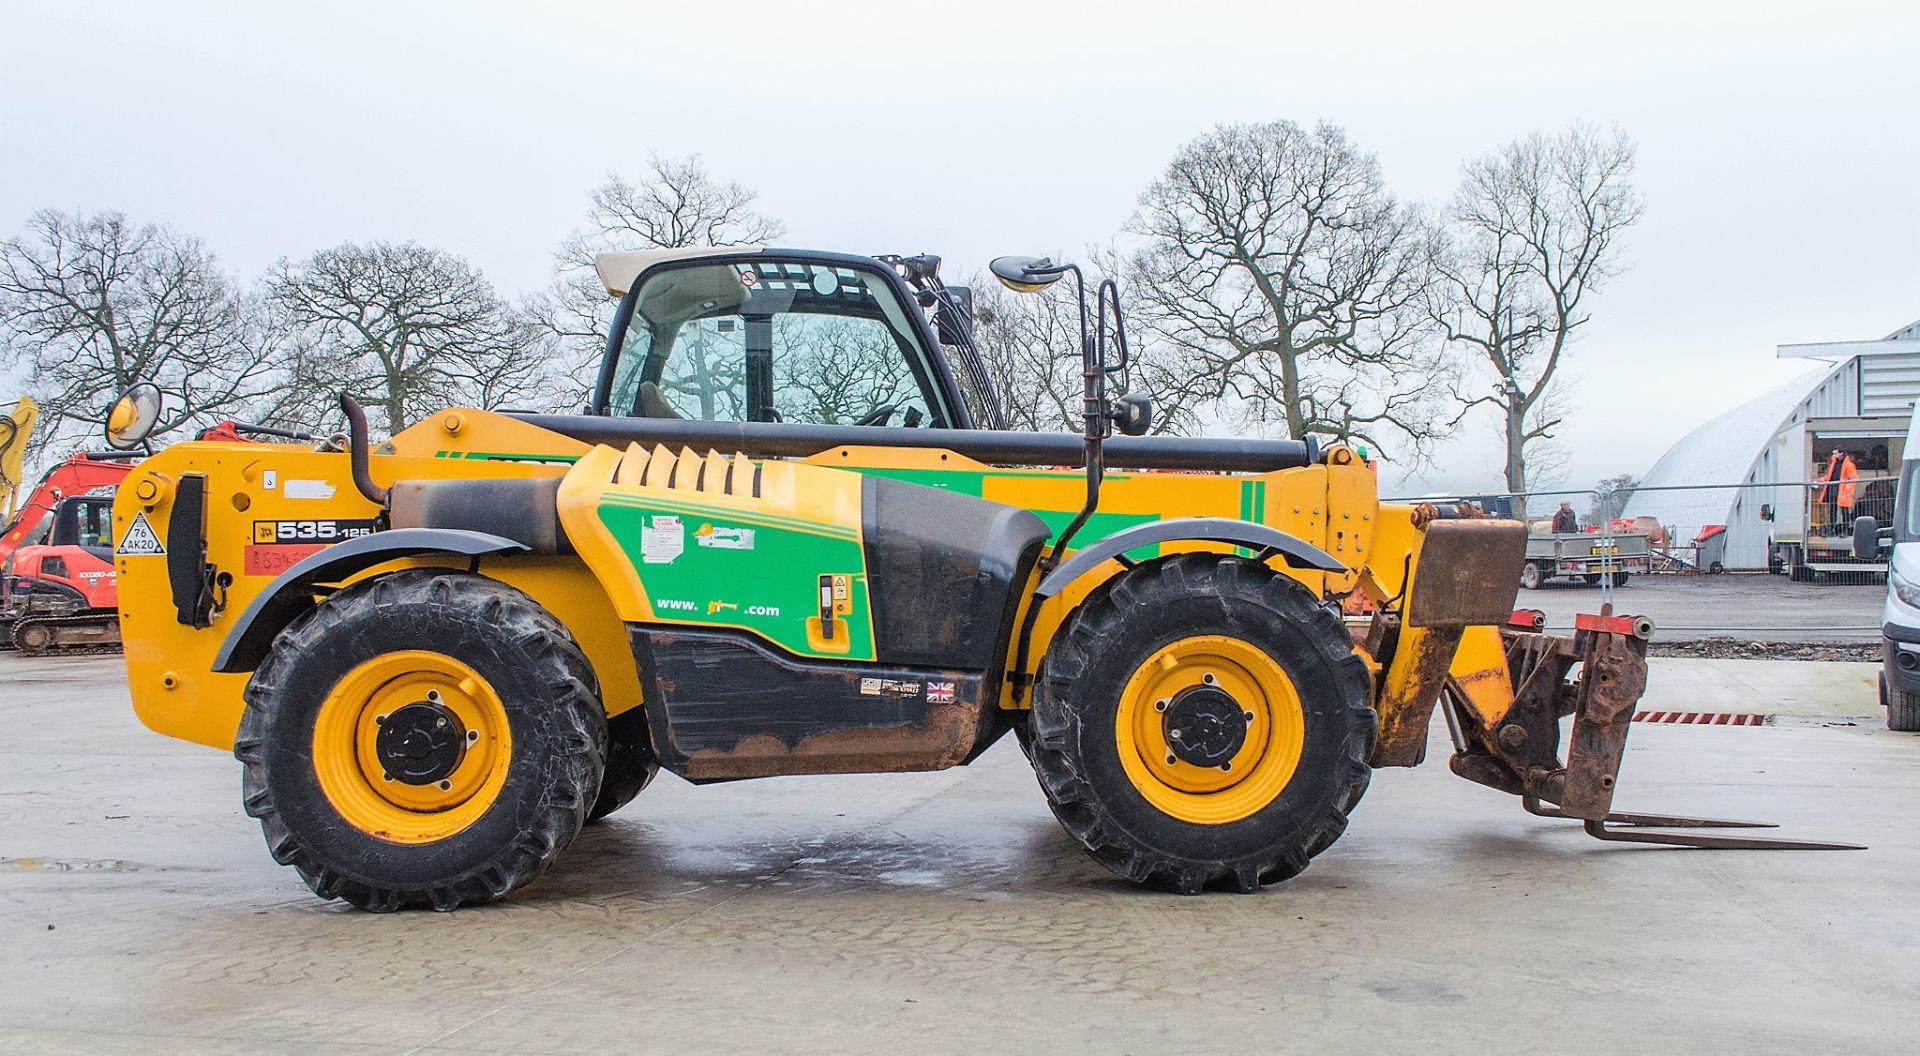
[927,681,955,704]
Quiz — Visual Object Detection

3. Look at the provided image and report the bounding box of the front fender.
[1033,516,1345,599]
[211,528,529,673]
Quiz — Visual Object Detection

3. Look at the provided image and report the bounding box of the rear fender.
[211,528,529,673]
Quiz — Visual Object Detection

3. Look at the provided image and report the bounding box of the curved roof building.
[1624,318,1919,570]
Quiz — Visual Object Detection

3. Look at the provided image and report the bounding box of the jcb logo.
[253,520,375,544]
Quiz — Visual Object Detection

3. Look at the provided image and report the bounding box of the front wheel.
[1520,563,1545,590]
[1026,554,1376,894]
[235,570,607,911]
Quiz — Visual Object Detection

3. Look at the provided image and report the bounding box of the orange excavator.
[2,389,306,654]
[1,397,140,654]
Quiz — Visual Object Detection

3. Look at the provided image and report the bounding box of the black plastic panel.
[631,626,992,782]
[861,475,1048,669]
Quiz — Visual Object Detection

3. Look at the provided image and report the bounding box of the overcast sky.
[3,1,1915,496]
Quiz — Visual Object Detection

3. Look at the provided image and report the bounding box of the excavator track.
[10,613,122,657]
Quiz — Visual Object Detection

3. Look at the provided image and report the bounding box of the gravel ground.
[1521,572,1886,643]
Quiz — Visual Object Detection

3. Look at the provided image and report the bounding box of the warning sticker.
[641,515,684,564]
[116,512,165,556]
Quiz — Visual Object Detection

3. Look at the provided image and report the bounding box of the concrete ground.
[1525,573,1885,642]
[2,652,1915,1056]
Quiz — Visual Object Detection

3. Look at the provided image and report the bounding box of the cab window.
[607,259,949,428]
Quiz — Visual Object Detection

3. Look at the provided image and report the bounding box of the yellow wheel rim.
[1114,635,1305,825]
[311,650,512,844]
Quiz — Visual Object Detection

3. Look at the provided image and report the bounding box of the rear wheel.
[585,707,659,823]
[235,570,606,911]
[1027,554,1375,894]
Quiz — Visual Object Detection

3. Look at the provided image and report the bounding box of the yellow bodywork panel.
[118,408,1521,764]
[114,438,641,750]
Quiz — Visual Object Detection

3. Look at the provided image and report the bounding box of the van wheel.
[235,570,606,911]
[1892,687,1920,733]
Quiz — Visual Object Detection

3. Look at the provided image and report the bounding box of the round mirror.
[989,255,1064,294]
[104,382,162,450]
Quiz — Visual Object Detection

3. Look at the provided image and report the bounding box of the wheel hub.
[375,701,468,785]
[1163,684,1249,768]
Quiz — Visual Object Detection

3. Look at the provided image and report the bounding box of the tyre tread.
[236,569,605,912]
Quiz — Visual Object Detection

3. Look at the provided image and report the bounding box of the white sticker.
[117,512,166,556]
[262,470,277,490]
[641,515,684,564]
[695,525,755,550]
[284,479,336,500]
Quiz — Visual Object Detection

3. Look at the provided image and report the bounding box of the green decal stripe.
[432,450,581,463]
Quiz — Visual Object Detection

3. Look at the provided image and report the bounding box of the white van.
[1855,412,1920,730]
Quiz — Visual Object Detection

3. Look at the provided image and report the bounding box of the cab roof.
[593,245,764,298]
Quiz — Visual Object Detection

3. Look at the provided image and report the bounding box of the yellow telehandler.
[108,248,1852,911]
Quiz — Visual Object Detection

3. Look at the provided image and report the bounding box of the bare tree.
[969,274,1086,432]
[267,242,545,433]
[1126,121,1450,457]
[1432,124,1643,516]
[969,261,1202,436]
[526,154,785,406]
[0,209,283,460]
[1588,473,1640,525]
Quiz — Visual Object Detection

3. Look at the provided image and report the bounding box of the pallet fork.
[1443,608,1864,851]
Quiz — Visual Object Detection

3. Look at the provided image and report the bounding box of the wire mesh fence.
[1389,479,1896,642]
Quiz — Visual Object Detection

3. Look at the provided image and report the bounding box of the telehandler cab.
[110,246,1855,911]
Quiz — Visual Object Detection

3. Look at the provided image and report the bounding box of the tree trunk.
[1506,399,1528,520]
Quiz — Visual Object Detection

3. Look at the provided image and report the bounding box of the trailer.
[1519,531,1652,589]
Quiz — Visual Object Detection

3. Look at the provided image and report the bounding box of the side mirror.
[988,255,1068,293]
[104,382,162,451]
[1110,392,1153,436]
[1854,515,1885,561]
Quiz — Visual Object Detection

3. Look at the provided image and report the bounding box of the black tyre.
[235,570,607,911]
[1891,686,1920,733]
[1520,563,1544,590]
[1027,554,1376,894]
[585,707,660,823]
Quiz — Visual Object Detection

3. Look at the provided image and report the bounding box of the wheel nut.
[466,730,479,743]
[1220,761,1233,772]
[1243,711,1255,722]
[1154,699,1168,712]
[375,713,388,725]
[438,780,452,791]
[1169,729,1183,739]
[381,772,393,782]
[1166,753,1178,766]
[1202,673,1217,685]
